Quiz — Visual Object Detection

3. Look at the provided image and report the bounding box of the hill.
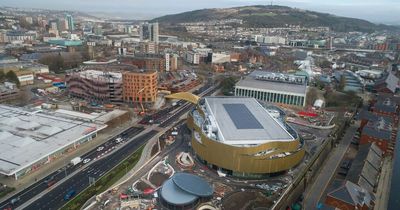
[152,5,393,32]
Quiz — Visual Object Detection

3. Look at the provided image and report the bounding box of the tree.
[221,76,238,95]
[0,71,5,81]
[39,55,65,73]
[5,71,20,87]
[338,76,346,91]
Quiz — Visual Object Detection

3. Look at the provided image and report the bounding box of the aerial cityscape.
[0,1,399,210]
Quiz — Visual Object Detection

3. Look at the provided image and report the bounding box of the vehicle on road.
[64,189,76,201]
[115,137,123,143]
[83,158,91,164]
[10,197,20,205]
[97,146,104,151]
[70,157,82,166]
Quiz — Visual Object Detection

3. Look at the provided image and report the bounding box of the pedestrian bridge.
[165,92,200,104]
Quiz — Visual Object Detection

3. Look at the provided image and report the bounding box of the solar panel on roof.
[223,103,263,129]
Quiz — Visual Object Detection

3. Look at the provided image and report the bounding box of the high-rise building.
[66,14,74,31]
[58,19,69,31]
[140,22,159,43]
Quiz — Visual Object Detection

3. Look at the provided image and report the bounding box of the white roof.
[0,105,107,176]
[203,97,294,145]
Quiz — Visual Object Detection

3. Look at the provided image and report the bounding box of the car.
[97,146,104,152]
[83,158,91,164]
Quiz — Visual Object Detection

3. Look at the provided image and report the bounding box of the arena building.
[0,105,107,179]
[235,70,308,107]
[168,94,305,178]
[159,173,213,209]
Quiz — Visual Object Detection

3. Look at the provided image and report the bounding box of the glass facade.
[235,87,305,106]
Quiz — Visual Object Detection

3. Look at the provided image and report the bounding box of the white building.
[235,71,308,107]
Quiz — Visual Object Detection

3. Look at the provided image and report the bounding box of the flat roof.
[0,105,107,176]
[236,70,307,95]
[204,97,294,145]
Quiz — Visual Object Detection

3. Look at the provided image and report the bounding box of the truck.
[64,189,76,200]
[70,157,82,166]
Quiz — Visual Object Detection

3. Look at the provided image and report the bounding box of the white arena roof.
[203,97,295,145]
[0,105,107,176]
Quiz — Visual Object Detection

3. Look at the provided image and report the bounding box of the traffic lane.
[0,127,144,209]
[25,130,158,210]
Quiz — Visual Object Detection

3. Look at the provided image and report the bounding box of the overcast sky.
[1,0,399,24]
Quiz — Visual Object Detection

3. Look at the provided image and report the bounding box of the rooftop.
[201,97,294,145]
[236,70,307,95]
[160,173,213,206]
[75,69,122,82]
[0,105,107,176]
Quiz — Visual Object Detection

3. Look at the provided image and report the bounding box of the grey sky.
[1,0,399,24]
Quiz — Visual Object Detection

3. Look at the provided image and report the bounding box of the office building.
[140,22,159,43]
[235,71,308,107]
[66,14,74,31]
[122,70,157,104]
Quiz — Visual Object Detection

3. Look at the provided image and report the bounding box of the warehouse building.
[0,105,107,179]
[235,70,307,107]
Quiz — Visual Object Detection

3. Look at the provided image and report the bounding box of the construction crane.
[137,87,146,116]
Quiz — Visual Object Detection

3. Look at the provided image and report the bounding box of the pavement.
[303,122,358,209]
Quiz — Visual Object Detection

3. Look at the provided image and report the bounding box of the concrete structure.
[66,69,124,104]
[0,82,19,103]
[159,173,213,209]
[211,53,230,64]
[122,70,157,104]
[0,105,107,179]
[183,51,200,65]
[184,96,304,177]
[235,71,307,107]
[15,70,34,86]
[139,41,158,54]
[0,61,49,75]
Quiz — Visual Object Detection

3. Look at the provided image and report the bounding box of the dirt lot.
[222,190,273,210]
[149,172,169,187]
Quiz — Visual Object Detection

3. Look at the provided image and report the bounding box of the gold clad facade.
[187,105,305,175]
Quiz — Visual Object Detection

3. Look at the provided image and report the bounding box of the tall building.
[122,70,158,104]
[66,14,74,31]
[140,22,159,43]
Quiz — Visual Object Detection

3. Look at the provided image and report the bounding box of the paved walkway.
[375,157,393,210]
[0,119,136,203]
[303,122,358,209]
